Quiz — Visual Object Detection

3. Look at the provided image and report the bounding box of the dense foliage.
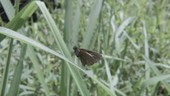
[0,0,170,96]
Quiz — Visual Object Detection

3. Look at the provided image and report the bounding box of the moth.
[73,46,102,66]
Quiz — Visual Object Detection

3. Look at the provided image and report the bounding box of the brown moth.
[73,46,102,66]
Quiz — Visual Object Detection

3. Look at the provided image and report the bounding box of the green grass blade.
[5,1,38,30]
[27,46,50,95]
[82,0,103,48]
[0,39,13,96]
[61,0,73,95]
[0,27,72,64]
[0,0,15,20]
[8,44,27,96]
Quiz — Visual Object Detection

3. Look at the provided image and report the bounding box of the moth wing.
[81,49,102,60]
[79,49,102,66]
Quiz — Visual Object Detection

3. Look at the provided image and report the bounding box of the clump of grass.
[0,0,170,96]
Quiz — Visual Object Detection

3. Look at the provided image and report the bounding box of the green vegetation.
[0,0,170,96]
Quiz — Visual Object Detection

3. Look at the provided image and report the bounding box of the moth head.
[73,46,78,50]
[73,46,80,57]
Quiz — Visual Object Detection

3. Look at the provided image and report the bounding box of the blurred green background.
[0,0,170,96]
